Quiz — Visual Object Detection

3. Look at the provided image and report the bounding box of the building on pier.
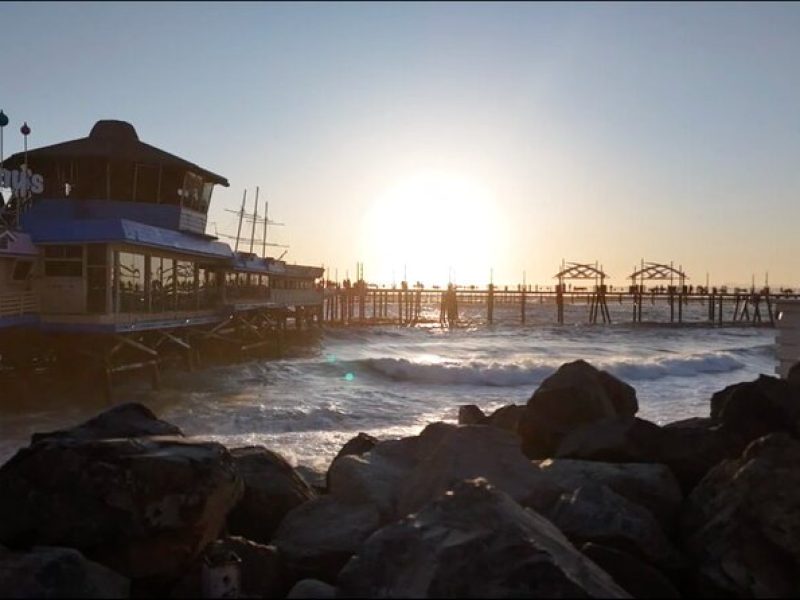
[0,119,323,388]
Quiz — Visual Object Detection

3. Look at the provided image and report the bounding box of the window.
[44,245,83,277]
[12,260,33,281]
[150,256,175,312]
[117,252,147,313]
[175,260,196,310]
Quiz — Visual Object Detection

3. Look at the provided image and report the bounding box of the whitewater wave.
[358,351,747,387]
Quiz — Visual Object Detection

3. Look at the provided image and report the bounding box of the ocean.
[0,300,776,469]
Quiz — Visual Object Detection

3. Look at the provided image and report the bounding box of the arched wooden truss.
[628,262,688,284]
[553,262,608,282]
[553,262,610,324]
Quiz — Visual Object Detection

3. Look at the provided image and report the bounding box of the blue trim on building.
[0,314,40,329]
[23,216,233,259]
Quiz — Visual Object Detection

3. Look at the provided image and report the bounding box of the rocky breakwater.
[0,360,799,598]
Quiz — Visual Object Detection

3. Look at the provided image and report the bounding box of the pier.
[321,262,791,328]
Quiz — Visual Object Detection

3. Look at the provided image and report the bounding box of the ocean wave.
[357,351,747,387]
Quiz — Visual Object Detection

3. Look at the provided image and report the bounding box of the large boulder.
[535,459,682,529]
[710,375,800,442]
[31,403,183,444]
[518,360,638,458]
[555,416,663,463]
[170,536,284,598]
[0,546,130,598]
[486,403,525,433]
[548,484,684,572]
[324,433,379,489]
[227,446,316,544]
[286,579,336,599]
[682,433,800,596]
[337,478,630,598]
[0,436,243,581]
[457,405,487,425]
[272,496,381,583]
[580,543,680,599]
[327,422,457,521]
[397,424,563,518]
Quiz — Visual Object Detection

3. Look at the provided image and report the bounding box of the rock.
[324,433,379,490]
[169,537,283,598]
[0,436,243,581]
[286,578,337,599]
[0,545,129,598]
[580,543,680,598]
[710,375,800,442]
[656,417,741,493]
[682,433,800,597]
[548,484,684,571]
[327,422,457,521]
[337,478,629,598]
[296,465,327,494]
[272,496,381,583]
[787,361,800,386]
[555,416,663,463]
[31,403,183,444]
[227,446,316,544]
[518,360,638,458]
[457,405,487,425]
[332,433,379,462]
[486,403,525,432]
[535,459,682,529]
[397,424,563,518]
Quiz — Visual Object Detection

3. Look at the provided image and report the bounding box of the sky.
[1,2,799,287]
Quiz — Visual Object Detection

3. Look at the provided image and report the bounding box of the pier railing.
[0,291,39,317]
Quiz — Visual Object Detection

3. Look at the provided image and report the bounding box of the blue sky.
[2,2,799,286]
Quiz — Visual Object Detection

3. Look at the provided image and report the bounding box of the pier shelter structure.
[554,261,610,324]
[628,261,689,323]
[1,120,324,394]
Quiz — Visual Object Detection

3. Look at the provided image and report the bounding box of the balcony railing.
[0,291,39,317]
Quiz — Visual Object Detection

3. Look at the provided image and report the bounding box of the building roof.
[4,120,229,187]
[0,229,39,257]
[25,217,234,260]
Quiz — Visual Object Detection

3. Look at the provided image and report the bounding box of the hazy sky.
[2,2,799,286]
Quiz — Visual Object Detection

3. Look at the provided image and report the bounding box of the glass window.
[150,256,175,312]
[118,252,146,313]
[175,260,196,310]
[12,260,33,280]
[44,245,83,277]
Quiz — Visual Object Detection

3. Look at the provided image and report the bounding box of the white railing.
[0,291,39,317]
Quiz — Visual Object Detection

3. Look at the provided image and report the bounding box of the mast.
[262,200,269,258]
[234,189,246,252]
[249,186,259,254]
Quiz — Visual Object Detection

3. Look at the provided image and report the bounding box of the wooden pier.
[321,260,794,329]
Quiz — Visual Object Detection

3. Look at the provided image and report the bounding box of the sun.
[360,171,505,286]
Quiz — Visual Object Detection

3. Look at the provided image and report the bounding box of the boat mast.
[249,186,259,254]
[234,189,246,252]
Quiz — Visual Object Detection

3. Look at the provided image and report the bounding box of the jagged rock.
[710,375,800,442]
[535,459,682,529]
[518,360,638,458]
[486,403,525,432]
[324,433,379,489]
[332,433,379,462]
[296,465,327,494]
[286,578,337,599]
[397,424,562,518]
[227,446,316,544]
[555,416,663,462]
[327,422,457,520]
[682,433,800,597]
[0,546,130,598]
[580,543,680,598]
[169,537,283,598]
[0,436,242,580]
[272,496,381,583]
[548,484,684,571]
[31,403,183,444]
[457,405,487,425]
[337,478,630,598]
[656,417,741,493]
